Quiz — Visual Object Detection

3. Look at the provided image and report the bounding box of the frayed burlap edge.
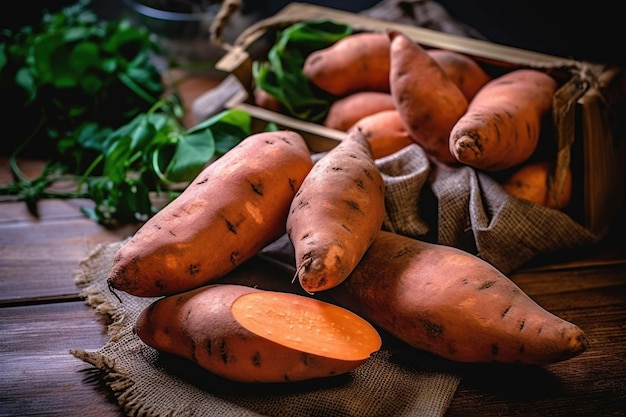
[73,240,128,338]
[69,240,462,417]
[70,241,139,413]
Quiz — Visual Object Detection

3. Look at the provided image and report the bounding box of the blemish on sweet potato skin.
[251,351,262,367]
[423,318,444,340]
[478,280,497,290]
[225,218,237,234]
[219,339,229,364]
[188,264,200,276]
[250,182,264,196]
[229,251,241,266]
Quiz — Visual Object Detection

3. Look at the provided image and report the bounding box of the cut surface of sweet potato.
[231,291,381,361]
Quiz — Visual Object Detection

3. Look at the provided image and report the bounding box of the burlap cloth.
[70,1,599,415]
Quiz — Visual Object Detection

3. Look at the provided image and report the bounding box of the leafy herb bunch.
[0,0,252,226]
[1,0,164,161]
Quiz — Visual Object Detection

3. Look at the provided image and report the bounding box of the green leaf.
[189,108,252,134]
[0,43,7,71]
[103,135,132,182]
[212,122,251,155]
[31,32,68,84]
[252,20,352,123]
[99,57,117,73]
[116,178,153,222]
[82,175,154,226]
[103,22,146,56]
[80,73,102,95]
[128,115,158,154]
[162,109,252,183]
[15,67,36,103]
[70,41,100,73]
[164,130,216,183]
[0,0,197,226]
[63,26,93,44]
[189,108,251,155]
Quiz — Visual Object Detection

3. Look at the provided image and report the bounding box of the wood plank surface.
[0,302,123,417]
[0,201,137,303]
[0,156,624,417]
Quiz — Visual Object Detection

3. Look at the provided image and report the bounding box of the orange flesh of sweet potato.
[286,128,386,293]
[388,29,468,165]
[232,291,381,360]
[135,284,381,383]
[324,91,396,131]
[449,69,558,171]
[303,32,391,96]
[329,230,589,365]
[350,109,414,159]
[107,131,313,297]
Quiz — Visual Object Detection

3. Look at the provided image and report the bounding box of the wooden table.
[1,163,625,416]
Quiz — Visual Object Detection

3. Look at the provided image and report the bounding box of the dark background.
[2,0,624,65]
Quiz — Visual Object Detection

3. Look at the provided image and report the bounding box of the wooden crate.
[213,2,626,237]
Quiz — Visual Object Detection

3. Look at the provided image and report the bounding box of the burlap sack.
[71,237,460,417]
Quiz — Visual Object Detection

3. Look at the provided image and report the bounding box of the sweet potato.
[502,160,572,209]
[388,29,468,165]
[329,230,589,365]
[135,283,382,383]
[303,31,391,96]
[449,69,558,171]
[287,128,385,293]
[253,86,281,112]
[324,91,396,131]
[107,131,313,297]
[427,49,492,101]
[349,109,414,159]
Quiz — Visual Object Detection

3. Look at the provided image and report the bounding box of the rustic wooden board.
[0,202,136,303]
[0,302,123,417]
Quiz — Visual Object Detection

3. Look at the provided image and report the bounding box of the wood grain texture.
[0,156,624,417]
[0,302,123,417]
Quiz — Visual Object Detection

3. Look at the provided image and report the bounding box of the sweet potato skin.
[303,32,391,96]
[388,29,468,165]
[350,109,414,159]
[107,131,313,297]
[502,160,572,209]
[324,91,396,131]
[427,49,492,101]
[449,69,558,171]
[135,284,375,383]
[253,86,281,112]
[287,128,385,293]
[329,231,589,365]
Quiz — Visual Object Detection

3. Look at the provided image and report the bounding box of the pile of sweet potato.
[108,120,588,384]
[257,29,572,211]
